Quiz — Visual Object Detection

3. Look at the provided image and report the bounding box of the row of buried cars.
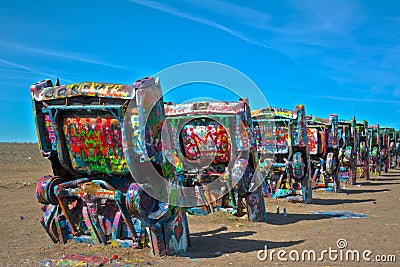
[30,76,400,256]
[253,106,400,199]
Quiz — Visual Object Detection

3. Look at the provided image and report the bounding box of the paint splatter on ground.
[312,210,371,219]
[38,253,152,266]
[315,187,334,192]
[39,254,109,266]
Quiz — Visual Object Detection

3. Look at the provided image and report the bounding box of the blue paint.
[313,210,370,219]
[273,189,292,198]
[316,187,334,192]
[186,207,210,216]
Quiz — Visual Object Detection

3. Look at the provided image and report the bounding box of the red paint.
[64,117,123,161]
[182,124,231,162]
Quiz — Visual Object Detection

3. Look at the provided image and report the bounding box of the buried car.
[162,99,267,222]
[31,77,189,255]
[355,120,370,180]
[338,118,358,185]
[252,104,312,203]
[369,124,382,176]
[306,114,340,192]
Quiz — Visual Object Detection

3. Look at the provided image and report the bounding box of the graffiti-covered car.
[252,105,312,203]
[31,77,190,255]
[356,120,370,180]
[163,99,267,222]
[307,114,340,192]
[338,118,358,184]
[369,124,381,176]
[380,127,397,172]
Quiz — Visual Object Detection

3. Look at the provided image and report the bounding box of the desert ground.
[0,143,399,266]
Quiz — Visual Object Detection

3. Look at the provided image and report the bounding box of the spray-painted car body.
[388,130,400,169]
[395,131,400,169]
[338,118,358,184]
[307,114,340,192]
[368,124,381,176]
[356,121,370,180]
[252,105,312,203]
[163,100,267,222]
[31,77,190,256]
[380,127,397,171]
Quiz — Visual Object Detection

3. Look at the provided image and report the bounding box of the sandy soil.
[0,143,399,266]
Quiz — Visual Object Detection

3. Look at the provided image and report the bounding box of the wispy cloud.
[0,58,75,83]
[186,0,367,48]
[285,0,367,36]
[0,43,126,70]
[129,0,271,49]
[381,44,400,71]
[311,94,400,104]
[186,0,272,30]
[185,0,364,37]
[129,0,366,55]
[0,67,31,74]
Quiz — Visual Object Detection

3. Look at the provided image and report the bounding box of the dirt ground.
[0,143,399,266]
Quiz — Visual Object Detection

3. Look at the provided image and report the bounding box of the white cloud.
[0,43,125,70]
[312,94,400,104]
[286,0,368,35]
[186,0,272,30]
[381,44,400,71]
[0,58,75,83]
[129,0,272,49]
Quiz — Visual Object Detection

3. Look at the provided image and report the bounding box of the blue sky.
[0,0,399,142]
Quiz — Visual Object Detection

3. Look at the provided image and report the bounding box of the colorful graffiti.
[134,80,166,165]
[293,104,308,147]
[44,115,56,150]
[35,82,134,100]
[327,115,339,149]
[165,101,241,116]
[306,114,340,193]
[181,122,231,162]
[33,77,193,256]
[163,101,267,220]
[64,117,128,175]
[252,104,312,203]
[307,128,318,155]
[275,127,289,154]
[253,125,275,154]
[272,108,293,118]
